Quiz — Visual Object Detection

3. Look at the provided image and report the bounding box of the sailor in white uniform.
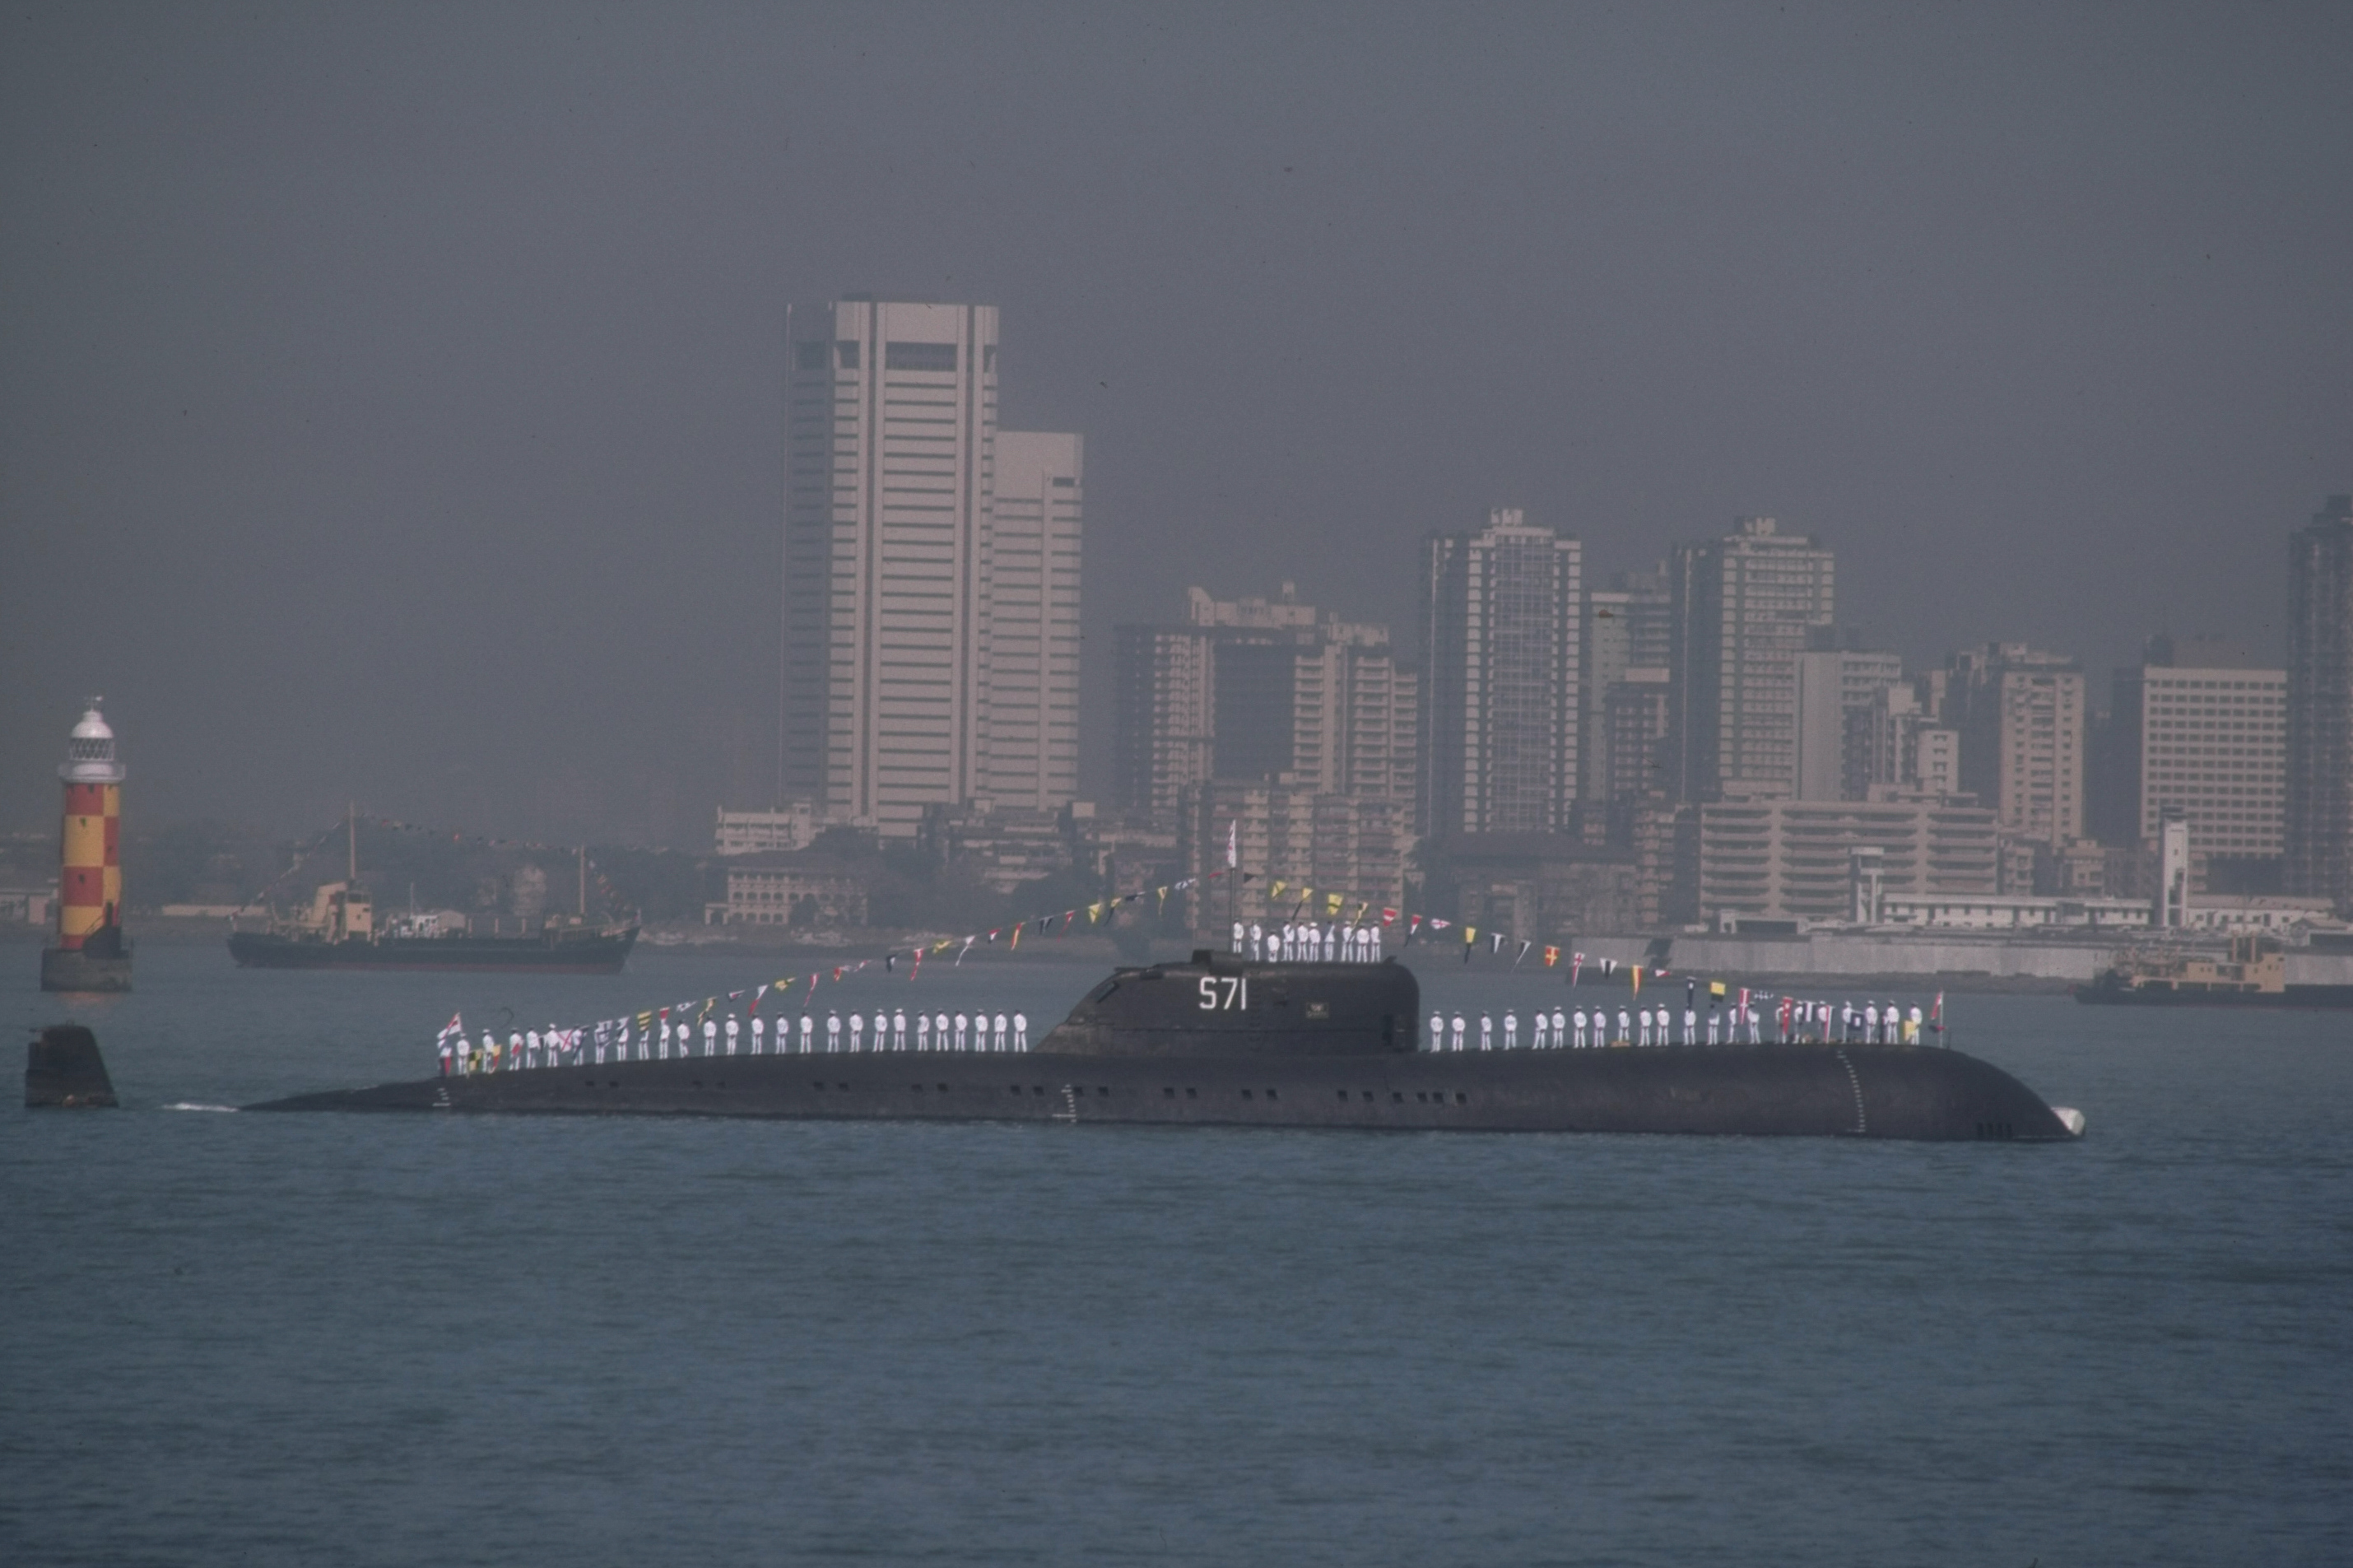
[1503,1012,1519,1049]
[1429,1010,1444,1050]
[725,1016,740,1055]
[1532,1010,1549,1050]
[1449,1012,1467,1052]
[1013,1012,1029,1051]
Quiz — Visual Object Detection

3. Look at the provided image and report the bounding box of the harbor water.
[7,942,2349,1565]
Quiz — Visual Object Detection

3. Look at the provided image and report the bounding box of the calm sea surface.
[6,942,2350,1566]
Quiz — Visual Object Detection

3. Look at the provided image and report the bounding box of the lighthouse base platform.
[41,946,132,993]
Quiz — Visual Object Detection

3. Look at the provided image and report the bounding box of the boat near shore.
[2072,935,2353,1009]
[227,813,635,975]
[249,951,2084,1142]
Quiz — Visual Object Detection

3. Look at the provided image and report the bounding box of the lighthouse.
[40,701,133,993]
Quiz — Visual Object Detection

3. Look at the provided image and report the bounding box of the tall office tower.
[783,300,1081,835]
[1948,643,2086,848]
[1419,509,1583,836]
[1667,517,1837,802]
[2286,495,2353,908]
[1579,566,1672,806]
[2105,637,2286,875]
[976,432,1083,811]
[784,300,999,835]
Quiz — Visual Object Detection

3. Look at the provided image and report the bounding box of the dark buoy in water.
[26,1024,118,1109]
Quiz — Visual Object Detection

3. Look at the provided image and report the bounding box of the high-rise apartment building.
[2286,496,2353,910]
[1667,517,1836,802]
[1114,586,1416,825]
[2104,638,2286,868]
[782,300,1080,835]
[1600,672,1672,807]
[1793,640,1905,802]
[975,432,1083,812]
[1949,643,2086,848]
[1579,567,1672,807]
[1420,509,1582,836]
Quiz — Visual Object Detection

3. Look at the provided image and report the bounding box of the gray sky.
[4,2,2348,844]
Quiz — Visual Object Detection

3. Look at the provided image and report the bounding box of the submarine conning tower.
[1035,949,1421,1059]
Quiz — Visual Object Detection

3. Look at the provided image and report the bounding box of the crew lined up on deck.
[438,1007,1035,1073]
[1416,998,1930,1051]
[1230,921,1388,962]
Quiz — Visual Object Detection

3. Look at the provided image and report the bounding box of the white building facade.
[783,300,1081,836]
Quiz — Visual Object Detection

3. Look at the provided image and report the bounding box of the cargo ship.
[227,817,635,975]
[250,951,2083,1141]
[2072,934,2353,1008]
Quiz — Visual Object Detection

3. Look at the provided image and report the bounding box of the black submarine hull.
[244,954,2082,1141]
[246,1041,2076,1141]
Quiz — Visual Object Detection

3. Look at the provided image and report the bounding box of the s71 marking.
[1197,975,1249,1012]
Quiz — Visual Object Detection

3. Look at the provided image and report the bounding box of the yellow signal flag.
[1631,964,1643,998]
[1709,980,1727,998]
[1464,925,1477,944]
[1325,892,1342,915]
[1270,880,1286,900]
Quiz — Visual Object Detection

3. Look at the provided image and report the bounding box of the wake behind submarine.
[249,952,2085,1142]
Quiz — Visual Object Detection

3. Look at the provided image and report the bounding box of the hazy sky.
[5,3,2348,844]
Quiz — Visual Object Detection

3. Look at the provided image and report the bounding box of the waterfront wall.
[1569,933,2353,986]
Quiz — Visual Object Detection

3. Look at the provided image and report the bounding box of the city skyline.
[2,8,2348,846]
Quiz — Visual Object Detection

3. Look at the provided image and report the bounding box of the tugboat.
[228,811,635,975]
[249,951,2083,1141]
[2072,934,2353,1008]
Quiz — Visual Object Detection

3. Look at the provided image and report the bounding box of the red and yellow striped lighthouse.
[41,701,133,993]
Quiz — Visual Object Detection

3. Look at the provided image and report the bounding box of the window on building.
[885,342,957,372]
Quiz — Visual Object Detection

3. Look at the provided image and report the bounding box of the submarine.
[248,952,2084,1142]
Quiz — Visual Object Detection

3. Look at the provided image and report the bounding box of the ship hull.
[246,1041,2076,1142]
[227,928,636,975]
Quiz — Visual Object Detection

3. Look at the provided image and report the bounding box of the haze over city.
[4,4,2348,843]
